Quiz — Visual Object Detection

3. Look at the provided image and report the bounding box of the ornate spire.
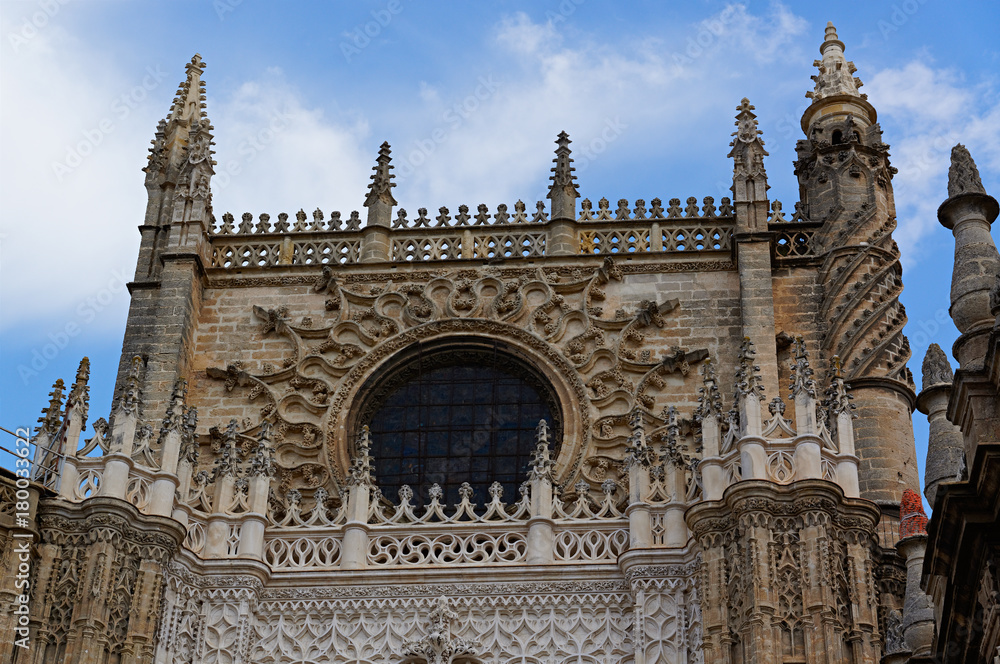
[36,379,65,436]
[159,379,187,444]
[921,343,954,390]
[364,141,398,207]
[114,355,144,417]
[694,359,723,422]
[898,489,928,538]
[528,419,555,481]
[181,406,199,464]
[824,355,855,417]
[806,22,865,102]
[789,336,816,398]
[735,337,766,400]
[212,419,242,480]
[728,99,769,214]
[548,131,579,220]
[249,420,276,477]
[549,132,579,193]
[730,99,767,157]
[168,54,209,124]
[624,410,654,468]
[67,357,91,427]
[947,144,987,198]
[348,425,376,487]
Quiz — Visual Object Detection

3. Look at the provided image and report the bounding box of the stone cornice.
[37,495,186,554]
[848,376,917,411]
[915,382,950,415]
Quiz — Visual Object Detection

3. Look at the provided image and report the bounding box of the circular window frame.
[332,326,587,494]
[355,340,562,503]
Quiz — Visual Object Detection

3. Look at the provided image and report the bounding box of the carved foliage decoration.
[206,258,710,497]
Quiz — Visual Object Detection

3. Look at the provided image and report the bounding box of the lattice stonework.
[392,236,464,261]
[580,229,650,254]
[661,226,730,251]
[473,233,545,258]
[211,242,281,267]
[294,239,360,265]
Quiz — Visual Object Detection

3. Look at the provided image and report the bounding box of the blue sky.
[1,1,998,503]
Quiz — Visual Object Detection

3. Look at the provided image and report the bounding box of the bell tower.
[795,23,918,515]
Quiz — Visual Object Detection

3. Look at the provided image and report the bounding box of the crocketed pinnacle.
[68,357,91,427]
[947,144,988,198]
[694,359,723,422]
[37,379,65,435]
[728,98,769,203]
[168,54,210,124]
[789,336,816,398]
[364,141,398,207]
[921,343,954,391]
[806,22,865,102]
[548,131,579,197]
[528,419,555,481]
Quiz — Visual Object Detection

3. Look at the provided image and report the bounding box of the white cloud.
[0,1,828,331]
[865,61,1000,265]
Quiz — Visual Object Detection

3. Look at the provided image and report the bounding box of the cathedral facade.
[3,21,994,664]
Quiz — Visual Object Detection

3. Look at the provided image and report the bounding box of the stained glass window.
[361,347,560,506]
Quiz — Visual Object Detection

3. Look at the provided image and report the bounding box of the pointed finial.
[364,141,398,208]
[36,378,66,435]
[789,336,816,398]
[548,131,579,219]
[114,355,144,417]
[823,22,839,45]
[898,489,929,538]
[528,419,555,481]
[947,144,988,198]
[735,337,766,400]
[249,420,276,477]
[824,355,854,418]
[694,358,724,422]
[212,419,242,480]
[729,99,769,211]
[731,99,766,147]
[921,343,954,390]
[806,22,865,102]
[68,357,91,427]
[348,425,376,486]
[159,378,188,443]
[169,54,210,123]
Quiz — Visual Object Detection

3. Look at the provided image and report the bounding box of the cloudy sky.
[1,1,998,496]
